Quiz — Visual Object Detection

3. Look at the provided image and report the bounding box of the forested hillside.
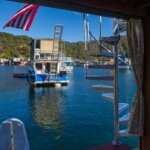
[0,32,32,58]
[0,32,129,59]
[65,36,129,59]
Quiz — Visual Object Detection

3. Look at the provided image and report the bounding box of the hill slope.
[0,32,32,58]
[0,32,129,59]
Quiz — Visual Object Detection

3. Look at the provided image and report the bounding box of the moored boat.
[13,66,28,78]
[118,54,130,69]
[60,57,73,73]
[118,61,130,69]
[27,60,69,86]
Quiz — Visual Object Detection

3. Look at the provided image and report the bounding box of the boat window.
[35,55,40,60]
[65,62,72,66]
[45,63,50,73]
[35,63,42,70]
[36,40,40,49]
[40,54,44,59]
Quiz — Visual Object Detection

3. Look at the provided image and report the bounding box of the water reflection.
[119,68,132,74]
[29,87,63,130]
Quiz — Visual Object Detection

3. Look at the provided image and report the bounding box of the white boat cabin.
[32,60,67,75]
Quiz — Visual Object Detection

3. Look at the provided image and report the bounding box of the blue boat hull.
[27,73,69,86]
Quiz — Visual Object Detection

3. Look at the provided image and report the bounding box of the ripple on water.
[0,66,138,150]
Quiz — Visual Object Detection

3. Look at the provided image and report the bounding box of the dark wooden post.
[141,16,150,150]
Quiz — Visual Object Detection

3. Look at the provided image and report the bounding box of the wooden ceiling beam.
[135,1,150,9]
[10,0,147,18]
[69,0,143,16]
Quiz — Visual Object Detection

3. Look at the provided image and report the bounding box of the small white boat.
[0,118,30,150]
[118,61,130,69]
[118,55,130,69]
[60,57,74,73]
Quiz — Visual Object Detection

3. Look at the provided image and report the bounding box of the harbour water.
[0,66,138,150]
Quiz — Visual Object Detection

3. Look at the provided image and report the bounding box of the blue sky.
[0,0,113,42]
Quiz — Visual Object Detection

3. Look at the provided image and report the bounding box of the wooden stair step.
[119,129,138,137]
[119,103,129,114]
[100,35,120,45]
[88,64,115,69]
[101,93,114,102]
[91,84,114,91]
[119,113,130,125]
[86,76,114,81]
[90,52,116,58]
[101,93,129,113]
